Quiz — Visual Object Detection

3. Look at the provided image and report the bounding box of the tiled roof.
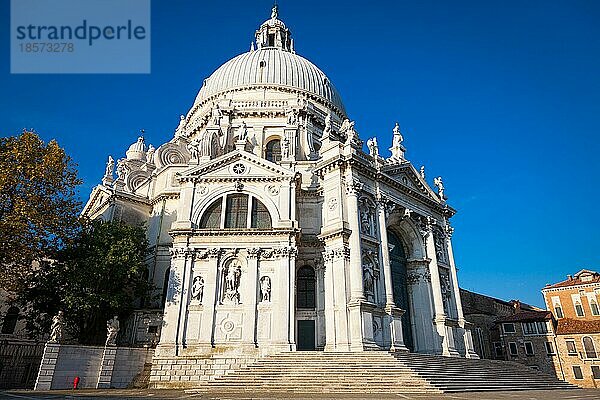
[495,310,552,323]
[556,318,600,335]
[544,269,600,289]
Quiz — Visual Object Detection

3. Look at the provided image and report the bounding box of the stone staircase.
[391,352,574,392]
[193,351,575,394]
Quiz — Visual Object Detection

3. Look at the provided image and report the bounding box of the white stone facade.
[82,5,478,384]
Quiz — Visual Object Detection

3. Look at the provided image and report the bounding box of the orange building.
[542,269,600,387]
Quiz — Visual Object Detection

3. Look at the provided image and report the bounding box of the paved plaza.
[1,389,600,400]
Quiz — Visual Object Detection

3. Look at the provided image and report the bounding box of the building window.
[575,301,585,317]
[225,194,248,228]
[536,321,548,334]
[524,341,535,356]
[265,139,282,162]
[583,336,597,359]
[545,341,555,355]
[592,365,600,379]
[1,306,19,334]
[199,198,222,229]
[591,300,600,316]
[493,342,503,358]
[508,342,518,356]
[296,266,316,309]
[250,198,272,228]
[522,322,537,335]
[566,340,577,355]
[199,194,272,229]
[554,306,564,319]
[573,366,584,380]
[503,323,516,334]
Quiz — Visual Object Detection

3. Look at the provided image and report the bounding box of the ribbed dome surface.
[194,48,346,114]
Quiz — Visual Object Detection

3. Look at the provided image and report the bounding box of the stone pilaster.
[198,248,221,353]
[242,248,260,346]
[96,346,117,388]
[34,342,60,390]
[406,259,436,354]
[422,219,459,356]
[445,225,479,359]
[323,245,351,351]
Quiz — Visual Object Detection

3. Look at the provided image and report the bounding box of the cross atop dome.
[254,5,294,53]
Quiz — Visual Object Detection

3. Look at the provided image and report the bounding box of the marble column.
[376,201,395,307]
[345,179,365,301]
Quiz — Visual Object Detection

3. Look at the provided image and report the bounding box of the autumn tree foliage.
[0,131,81,290]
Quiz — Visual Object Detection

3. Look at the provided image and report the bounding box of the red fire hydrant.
[73,376,80,390]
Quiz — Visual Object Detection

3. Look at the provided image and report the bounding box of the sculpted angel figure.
[366,137,379,157]
[260,276,271,302]
[237,121,248,141]
[211,104,222,126]
[146,145,156,165]
[324,112,332,135]
[49,311,64,343]
[281,136,290,159]
[116,159,128,181]
[106,315,120,346]
[433,176,445,199]
[187,138,200,160]
[104,156,114,178]
[392,122,403,147]
[175,115,186,137]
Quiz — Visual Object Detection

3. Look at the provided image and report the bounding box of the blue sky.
[1,1,599,307]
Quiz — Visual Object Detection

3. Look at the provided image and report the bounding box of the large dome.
[193,48,346,115]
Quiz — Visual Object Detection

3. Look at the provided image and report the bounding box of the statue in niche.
[434,232,448,264]
[223,261,242,304]
[433,176,445,199]
[191,275,204,302]
[49,311,64,343]
[363,264,375,301]
[360,209,371,235]
[105,315,120,346]
[104,156,114,178]
[187,138,200,161]
[260,276,271,302]
[366,137,379,157]
[175,115,186,137]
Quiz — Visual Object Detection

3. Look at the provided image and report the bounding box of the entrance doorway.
[388,230,414,351]
[297,320,316,350]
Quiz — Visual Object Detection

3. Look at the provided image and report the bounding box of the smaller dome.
[126,136,147,160]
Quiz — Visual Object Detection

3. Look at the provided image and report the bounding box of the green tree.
[21,219,153,344]
[0,130,81,290]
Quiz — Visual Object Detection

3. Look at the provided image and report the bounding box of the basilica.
[82,5,478,385]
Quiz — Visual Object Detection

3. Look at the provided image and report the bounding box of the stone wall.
[149,355,259,388]
[35,343,154,390]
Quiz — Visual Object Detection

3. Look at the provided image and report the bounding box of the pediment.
[178,150,295,182]
[381,163,441,202]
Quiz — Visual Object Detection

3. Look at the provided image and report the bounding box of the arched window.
[199,198,222,229]
[297,266,316,309]
[1,306,19,335]
[583,336,597,359]
[265,139,282,162]
[199,194,272,229]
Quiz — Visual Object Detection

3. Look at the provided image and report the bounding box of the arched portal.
[388,230,414,351]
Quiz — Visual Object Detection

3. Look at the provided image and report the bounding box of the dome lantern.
[255,5,293,52]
